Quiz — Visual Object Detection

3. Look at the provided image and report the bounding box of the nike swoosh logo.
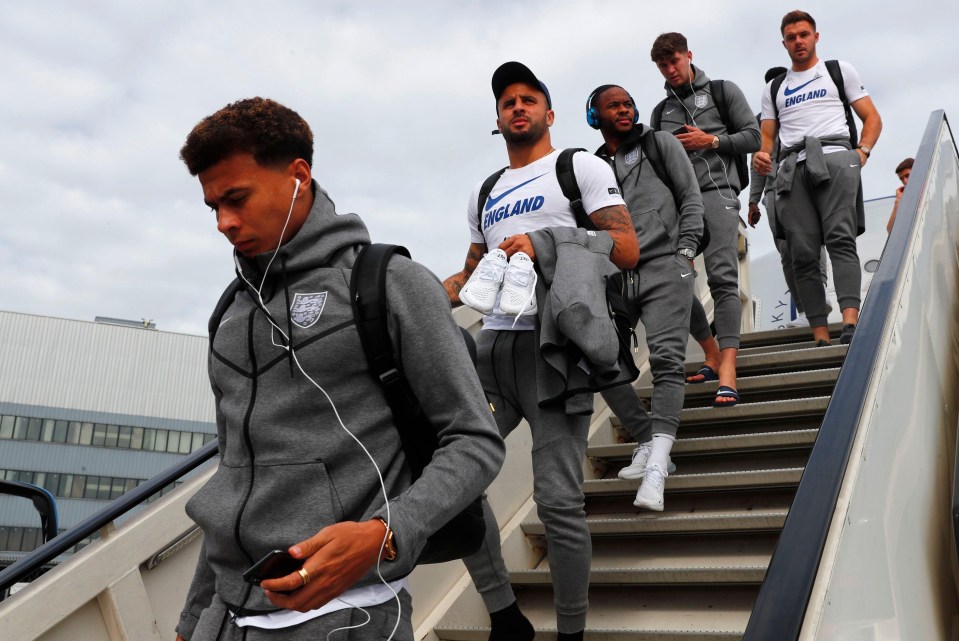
[666,108,676,114]
[850,164,860,168]
[485,173,548,211]
[725,205,738,210]
[783,76,820,96]
[681,272,692,278]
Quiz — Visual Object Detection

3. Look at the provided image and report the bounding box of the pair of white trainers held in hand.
[460,249,537,322]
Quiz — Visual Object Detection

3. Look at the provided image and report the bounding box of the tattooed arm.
[443,242,488,306]
[588,204,639,269]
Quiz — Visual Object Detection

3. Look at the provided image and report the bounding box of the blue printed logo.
[485,173,548,211]
[783,75,821,96]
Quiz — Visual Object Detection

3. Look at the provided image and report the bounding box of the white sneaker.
[460,249,508,314]
[785,311,808,328]
[619,445,676,479]
[633,463,668,511]
[498,252,538,317]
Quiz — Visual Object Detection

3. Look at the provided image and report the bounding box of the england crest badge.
[625,148,640,165]
[695,94,708,109]
[290,292,328,329]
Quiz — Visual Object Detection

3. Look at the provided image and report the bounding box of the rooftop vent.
[94,317,157,330]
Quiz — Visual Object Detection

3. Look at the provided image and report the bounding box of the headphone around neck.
[586,84,639,130]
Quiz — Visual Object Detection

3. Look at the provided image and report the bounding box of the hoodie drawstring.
[281,254,295,377]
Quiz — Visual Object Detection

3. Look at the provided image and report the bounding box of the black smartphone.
[672,125,689,135]
[242,549,303,586]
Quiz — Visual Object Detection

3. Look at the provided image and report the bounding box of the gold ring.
[297,567,311,586]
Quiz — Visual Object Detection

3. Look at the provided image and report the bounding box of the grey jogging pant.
[690,190,742,350]
[765,189,828,315]
[463,329,591,634]
[777,150,863,327]
[601,253,695,442]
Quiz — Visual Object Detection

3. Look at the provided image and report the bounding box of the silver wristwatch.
[677,248,696,260]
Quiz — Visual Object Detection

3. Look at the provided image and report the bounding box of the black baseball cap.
[491,61,552,110]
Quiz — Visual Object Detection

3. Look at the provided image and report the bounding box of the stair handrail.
[743,110,955,640]
[0,440,218,594]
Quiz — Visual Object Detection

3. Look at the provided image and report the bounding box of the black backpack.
[476,150,640,389]
[768,60,858,146]
[653,79,750,194]
[349,243,485,565]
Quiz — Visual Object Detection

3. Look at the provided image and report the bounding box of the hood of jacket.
[663,64,711,98]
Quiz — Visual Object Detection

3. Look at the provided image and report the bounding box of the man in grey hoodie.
[173,97,505,641]
[587,84,704,511]
[650,32,762,407]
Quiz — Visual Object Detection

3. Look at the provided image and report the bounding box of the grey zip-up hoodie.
[176,182,504,639]
[650,66,761,194]
[596,125,704,260]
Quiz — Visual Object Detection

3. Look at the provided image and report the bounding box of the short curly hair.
[781,10,816,35]
[650,33,688,63]
[180,97,314,176]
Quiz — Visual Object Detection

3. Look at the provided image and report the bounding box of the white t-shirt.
[466,149,625,330]
[761,59,868,161]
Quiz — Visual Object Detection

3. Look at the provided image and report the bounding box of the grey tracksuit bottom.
[190,591,413,640]
[690,190,743,349]
[600,254,695,442]
[777,150,863,327]
[463,329,591,634]
[765,190,828,315]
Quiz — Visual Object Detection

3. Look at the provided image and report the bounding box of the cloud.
[2,0,957,335]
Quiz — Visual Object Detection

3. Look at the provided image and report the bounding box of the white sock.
[648,433,675,470]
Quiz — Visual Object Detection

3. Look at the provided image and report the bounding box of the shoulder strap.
[638,132,675,196]
[825,59,858,145]
[770,72,787,122]
[710,80,729,126]
[556,148,595,230]
[208,278,243,346]
[651,99,667,130]
[476,167,508,236]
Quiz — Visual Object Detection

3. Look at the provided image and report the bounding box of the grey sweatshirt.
[176,182,504,639]
[650,66,761,194]
[596,124,704,260]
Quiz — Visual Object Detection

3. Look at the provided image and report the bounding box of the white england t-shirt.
[466,149,625,330]
[761,59,868,161]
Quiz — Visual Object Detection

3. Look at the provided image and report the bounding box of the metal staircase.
[434,325,846,639]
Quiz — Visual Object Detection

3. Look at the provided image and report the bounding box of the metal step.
[645,368,841,406]
[435,586,755,640]
[509,564,768,586]
[589,429,819,461]
[738,323,843,349]
[685,344,847,377]
[584,468,803,497]
[677,396,829,427]
[523,508,789,537]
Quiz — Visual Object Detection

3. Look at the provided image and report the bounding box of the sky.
[2,0,955,336]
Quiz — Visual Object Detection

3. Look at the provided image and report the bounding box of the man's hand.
[260,520,388,613]
[855,148,869,168]
[747,202,762,228]
[753,151,773,176]
[895,184,905,204]
[675,125,717,151]
[499,234,535,260]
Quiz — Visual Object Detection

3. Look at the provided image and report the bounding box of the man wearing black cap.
[444,62,637,641]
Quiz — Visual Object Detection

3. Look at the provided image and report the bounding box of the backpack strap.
[651,99,667,130]
[555,148,595,230]
[770,72,787,122]
[350,243,438,478]
[710,80,729,125]
[476,167,508,237]
[638,131,675,196]
[825,59,858,146]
